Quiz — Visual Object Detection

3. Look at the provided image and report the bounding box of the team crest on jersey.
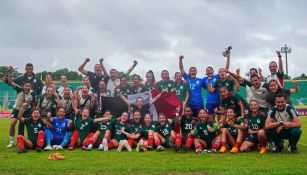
[180,86,183,89]
[226,83,229,86]
[85,122,88,125]
[166,124,169,127]
[196,81,200,84]
[152,125,155,128]
[33,79,37,83]
[62,123,66,127]
[38,123,42,127]
[207,125,210,128]
[257,119,260,123]
[168,84,171,87]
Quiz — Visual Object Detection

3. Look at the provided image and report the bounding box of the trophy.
[222,46,232,57]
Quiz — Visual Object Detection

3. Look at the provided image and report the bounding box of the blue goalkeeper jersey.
[201,74,220,104]
[51,117,69,140]
[182,72,203,108]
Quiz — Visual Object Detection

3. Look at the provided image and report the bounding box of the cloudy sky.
[1,0,306,80]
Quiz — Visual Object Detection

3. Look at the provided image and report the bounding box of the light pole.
[281,44,291,76]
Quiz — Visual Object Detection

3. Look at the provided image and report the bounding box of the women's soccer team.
[4,50,302,154]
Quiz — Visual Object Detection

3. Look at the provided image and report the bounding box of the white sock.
[9,136,14,143]
[102,138,107,144]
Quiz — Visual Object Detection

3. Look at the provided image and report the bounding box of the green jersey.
[174,82,189,103]
[194,121,217,142]
[112,121,130,141]
[129,121,142,134]
[180,117,193,138]
[221,93,243,116]
[156,80,175,92]
[144,83,155,92]
[131,84,147,94]
[213,79,235,92]
[118,85,132,96]
[95,120,112,139]
[245,114,265,131]
[24,118,45,144]
[223,118,244,138]
[156,123,173,138]
[138,124,156,138]
[74,113,95,142]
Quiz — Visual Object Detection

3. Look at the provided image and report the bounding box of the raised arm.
[7,66,18,88]
[149,89,166,106]
[78,58,90,75]
[258,68,265,82]
[276,50,283,73]
[99,58,109,77]
[18,103,28,123]
[290,80,299,94]
[125,60,138,75]
[179,55,186,74]
[72,93,79,114]
[116,89,131,106]
[53,92,62,107]
[47,112,54,123]
[226,69,245,84]
[207,77,215,93]
[225,51,230,70]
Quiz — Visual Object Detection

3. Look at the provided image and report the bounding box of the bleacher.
[1,80,307,111]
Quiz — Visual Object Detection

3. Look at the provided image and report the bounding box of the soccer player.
[117,89,165,121]
[173,106,195,152]
[249,74,269,113]
[75,86,97,117]
[59,86,74,120]
[240,100,267,154]
[154,113,176,151]
[174,72,190,110]
[37,86,62,118]
[156,70,175,92]
[95,80,112,118]
[179,55,203,116]
[219,108,246,153]
[44,107,71,150]
[115,75,132,97]
[144,70,156,91]
[207,68,235,93]
[77,76,95,95]
[41,74,57,95]
[111,112,132,152]
[56,75,72,98]
[266,79,299,109]
[78,58,109,92]
[193,109,219,154]
[131,74,146,94]
[266,50,284,87]
[265,94,302,153]
[17,103,48,153]
[6,66,36,147]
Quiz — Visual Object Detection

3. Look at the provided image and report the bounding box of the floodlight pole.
[281,44,291,76]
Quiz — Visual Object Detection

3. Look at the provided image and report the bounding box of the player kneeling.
[193,109,219,154]
[219,108,246,153]
[240,100,267,154]
[17,103,48,153]
[154,113,176,151]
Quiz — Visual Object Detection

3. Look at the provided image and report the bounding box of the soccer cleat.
[86,144,93,151]
[52,145,59,149]
[56,146,63,150]
[288,146,299,154]
[230,147,239,154]
[136,143,142,152]
[123,140,132,152]
[81,145,87,150]
[44,145,53,151]
[18,149,27,154]
[68,146,74,151]
[6,143,14,148]
[98,144,104,150]
[103,143,108,152]
[156,146,166,152]
[260,147,267,154]
[209,148,217,154]
[195,149,203,154]
[35,147,42,152]
[219,146,227,153]
[117,140,124,152]
[272,146,283,153]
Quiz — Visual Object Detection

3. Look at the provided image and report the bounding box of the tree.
[0,66,22,80]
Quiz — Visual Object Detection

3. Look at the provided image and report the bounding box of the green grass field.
[0,118,306,175]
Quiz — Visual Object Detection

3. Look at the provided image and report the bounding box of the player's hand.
[208,127,214,132]
[179,55,184,60]
[293,80,297,87]
[47,112,52,118]
[7,66,13,73]
[115,88,121,95]
[276,50,281,57]
[214,108,219,114]
[99,58,104,63]
[236,68,240,75]
[161,89,167,94]
[258,67,262,73]
[85,57,90,62]
[22,103,29,109]
[133,60,138,65]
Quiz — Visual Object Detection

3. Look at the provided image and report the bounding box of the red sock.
[17,135,25,150]
[107,142,115,149]
[195,144,202,150]
[261,141,267,148]
[221,141,226,147]
[212,142,219,150]
[128,139,134,147]
[185,135,193,148]
[85,132,94,146]
[148,135,154,146]
[171,135,175,141]
[234,141,241,148]
[69,130,79,147]
[37,131,45,148]
[155,139,161,147]
[175,134,182,147]
[143,143,148,150]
